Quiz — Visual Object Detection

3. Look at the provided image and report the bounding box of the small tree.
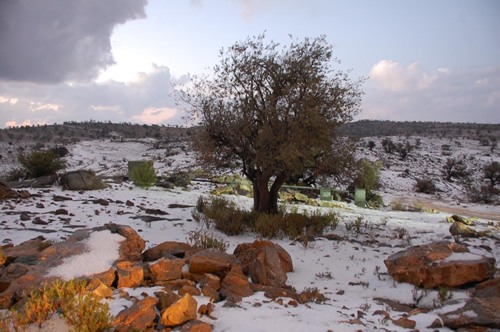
[183,34,364,213]
[367,140,376,151]
[484,161,500,187]
[442,158,469,182]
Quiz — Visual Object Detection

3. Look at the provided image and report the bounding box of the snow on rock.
[46,230,124,280]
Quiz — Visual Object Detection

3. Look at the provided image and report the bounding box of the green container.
[320,189,332,201]
[354,188,366,208]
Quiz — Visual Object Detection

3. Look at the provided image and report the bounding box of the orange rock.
[161,293,198,327]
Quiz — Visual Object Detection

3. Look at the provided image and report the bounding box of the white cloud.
[0,65,188,128]
[133,107,178,124]
[363,62,500,123]
[370,60,439,92]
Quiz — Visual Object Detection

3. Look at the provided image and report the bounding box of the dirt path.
[395,197,500,221]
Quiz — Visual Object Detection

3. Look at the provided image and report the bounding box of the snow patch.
[442,252,483,263]
[47,230,124,280]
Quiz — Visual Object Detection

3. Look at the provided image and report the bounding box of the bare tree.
[183,34,364,213]
[484,161,500,187]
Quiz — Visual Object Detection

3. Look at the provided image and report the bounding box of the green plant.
[187,229,229,251]
[10,279,112,331]
[18,150,66,178]
[130,161,156,188]
[415,178,438,194]
[63,295,113,332]
[255,213,283,239]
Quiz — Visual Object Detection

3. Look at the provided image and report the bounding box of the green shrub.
[187,229,228,251]
[282,213,306,239]
[18,150,66,178]
[130,161,156,188]
[415,178,438,194]
[255,213,283,238]
[63,294,113,332]
[201,196,248,235]
[307,210,339,235]
[10,279,112,330]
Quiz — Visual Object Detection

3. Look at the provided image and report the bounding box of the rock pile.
[0,223,306,331]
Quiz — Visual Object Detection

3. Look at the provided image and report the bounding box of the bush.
[415,178,438,194]
[255,213,283,238]
[10,279,112,331]
[199,196,248,235]
[18,150,66,178]
[187,229,229,251]
[130,161,156,188]
[467,185,499,204]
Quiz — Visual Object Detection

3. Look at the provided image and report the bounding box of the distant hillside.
[0,120,499,144]
[338,120,500,138]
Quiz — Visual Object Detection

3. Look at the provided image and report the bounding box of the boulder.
[116,261,144,288]
[142,241,192,261]
[114,296,158,332]
[161,293,198,327]
[220,266,253,300]
[449,221,478,237]
[148,258,184,283]
[234,240,293,274]
[60,170,108,190]
[188,249,237,277]
[233,240,293,288]
[439,277,500,330]
[384,241,496,288]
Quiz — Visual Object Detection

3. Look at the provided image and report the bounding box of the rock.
[220,266,253,300]
[179,284,202,296]
[249,246,288,287]
[86,278,113,298]
[60,170,108,190]
[148,258,184,283]
[439,277,500,330]
[116,261,144,288]
[101,223,145,262]
[0,182,30,200]
[114,296,158,332]
[161,293,198,327]
[234,240,293,274]
[384,241,496,288]
[392,316,416,329]
[188,249,237,277]
[180,320,212,332]
[143,241,192,261]
[156,291,181,312]
[449,221,478,237]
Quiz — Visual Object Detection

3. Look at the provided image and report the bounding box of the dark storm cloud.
[0,0,148,83]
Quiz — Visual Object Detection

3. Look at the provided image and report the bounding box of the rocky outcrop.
[0,226,296,330]
[437,277,500,330]
[60,170,108,190]
[384,241,496,288]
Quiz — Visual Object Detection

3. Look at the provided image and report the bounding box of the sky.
[0,0,499,128]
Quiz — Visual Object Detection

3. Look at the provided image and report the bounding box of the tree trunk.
[252,172,286,214]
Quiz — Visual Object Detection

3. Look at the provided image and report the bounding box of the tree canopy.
[183,34,364,213]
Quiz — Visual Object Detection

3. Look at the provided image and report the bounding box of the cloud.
[0,0,148,83]
[363,61,500,123]
[0,66,189,128]
[369,60,437,92]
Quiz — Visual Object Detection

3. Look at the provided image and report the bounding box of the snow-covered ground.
[1,138,499,331]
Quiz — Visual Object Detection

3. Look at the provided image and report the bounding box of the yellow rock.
[161,293,198,327]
